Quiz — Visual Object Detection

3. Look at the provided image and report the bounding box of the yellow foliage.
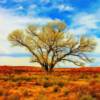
[8,20,97,71]
[8,29,24,41]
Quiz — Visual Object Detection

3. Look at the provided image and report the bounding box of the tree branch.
[16,40,42,65]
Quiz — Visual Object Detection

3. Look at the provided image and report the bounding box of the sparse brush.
[36,93,47,100]
[44,77,49,80]
[0,87,4,96]
[43,81,53,88]
[80,94,96,100]
[63,89,70,95]
[0,76,9,81]
[57,81,65,87]
[5,93,20,100]
[11,76,33,82]
[23,89,32,97]
[53,86,60,93]
[79,73,89,79]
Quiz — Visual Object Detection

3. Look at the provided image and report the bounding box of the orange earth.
[0,66,100,100]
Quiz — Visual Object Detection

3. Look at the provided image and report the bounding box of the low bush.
[53,86,60,93]
[0,87,4,96]
[43,81,53,88]
[80,94,96,100]
[5,93,20,100]
[57,81,65,87]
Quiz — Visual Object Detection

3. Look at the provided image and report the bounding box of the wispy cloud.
[0,7,53,54]
[0,57,37,66]
[13,0,26,3]
[41,0,50,4]
[57,4,75,12]
[70,9,100,35]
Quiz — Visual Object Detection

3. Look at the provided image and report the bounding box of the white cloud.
[0,56,39,66]
[94,37,100,54]
[0,6,100,66]
[29,4,37,10]
[68,11,100,67]
[87,37,100,66]
[70,10,100,35]
[16,6,24,10]
[41,0,50,3]
[73,13,98,29]
[69,27,87,35]
[57,4,75,11]
[0,7,53,66]
[0,56,81,67]
[13,0,26,3]
[87,54,100,67]
[0,56,79,67]
[0,8,52,55]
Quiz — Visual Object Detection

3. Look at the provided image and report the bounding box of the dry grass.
[0,66,100,100]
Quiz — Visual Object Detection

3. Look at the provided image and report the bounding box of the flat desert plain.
[0,66,100,100]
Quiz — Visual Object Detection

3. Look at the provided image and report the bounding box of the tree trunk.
[42,64,55,73]
[50,65,54,72]
[44,66,48,72]
[44,64,49,72]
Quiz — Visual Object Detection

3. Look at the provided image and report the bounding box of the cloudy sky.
[0,0,100,67]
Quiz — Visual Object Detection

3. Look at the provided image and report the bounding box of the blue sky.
[0,0,100,67]
[0,0,99,23]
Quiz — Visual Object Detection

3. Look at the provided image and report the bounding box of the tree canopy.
[8,20,96,72]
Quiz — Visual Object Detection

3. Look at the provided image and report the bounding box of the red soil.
[0,66,100,74]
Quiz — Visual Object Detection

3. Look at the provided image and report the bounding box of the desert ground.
[0,66,100,100]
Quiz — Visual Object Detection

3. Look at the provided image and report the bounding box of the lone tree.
[8,20,96,72]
